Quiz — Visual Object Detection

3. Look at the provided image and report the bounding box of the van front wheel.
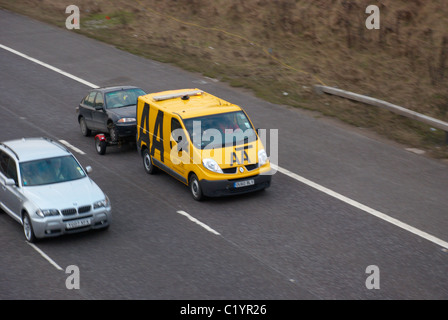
[189,173,204,201]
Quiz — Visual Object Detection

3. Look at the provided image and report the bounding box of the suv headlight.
[117,118,136,123]
[94,196,110,209]
[202,158,223,173]
[258,149,268,166]
[36,209,60,218]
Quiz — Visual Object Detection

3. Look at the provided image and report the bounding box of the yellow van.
[136,89,272,200]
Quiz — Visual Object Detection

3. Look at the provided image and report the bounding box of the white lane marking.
[2,43,447,250]
[272,164,448,250]
[177,210,221,236]
[58,139,86,155]
[27,242,64,271]
[0,44,98,89]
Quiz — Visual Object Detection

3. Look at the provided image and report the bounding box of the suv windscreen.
[183,111,257,150]
[105,88,146,109]
[20,155,86,186]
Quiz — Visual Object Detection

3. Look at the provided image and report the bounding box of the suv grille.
[60,205,91,216]
[78,205,91,213]
[61,208,77,216]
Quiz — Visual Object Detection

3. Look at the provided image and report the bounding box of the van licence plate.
[66,218,91,229]
[234,179,255,188]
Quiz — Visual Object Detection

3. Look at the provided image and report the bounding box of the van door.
[168,116,189,183]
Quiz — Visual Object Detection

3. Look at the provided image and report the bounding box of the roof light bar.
[153,90,203,101]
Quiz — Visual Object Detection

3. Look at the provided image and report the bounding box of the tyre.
[108,124,119,142]
[79,117,91,137]
[189,173,204,201]
[142,149,156,174]
[23,213,37,243]
[95,138,107,155]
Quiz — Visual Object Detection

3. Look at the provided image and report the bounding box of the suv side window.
[0,150,18,184]
[84,91,97,107]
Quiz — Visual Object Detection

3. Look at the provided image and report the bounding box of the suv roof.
[0,138,71,162]
[140,88,242,119]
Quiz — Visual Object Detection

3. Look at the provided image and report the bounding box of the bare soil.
[2,0,448,158]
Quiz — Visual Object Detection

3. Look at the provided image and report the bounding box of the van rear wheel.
[143,149,156,174]
[189,173,204,201]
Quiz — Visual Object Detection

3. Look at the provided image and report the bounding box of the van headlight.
[258,149,268,166]
[202,158,223,173]
[36,209,60,218]
[94,196,110,209]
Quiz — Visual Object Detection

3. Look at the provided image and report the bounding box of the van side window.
[171,118,183,139]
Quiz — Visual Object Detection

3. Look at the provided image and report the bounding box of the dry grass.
[2,0,448,158]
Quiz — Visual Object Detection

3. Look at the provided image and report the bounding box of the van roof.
[139,89,242,119]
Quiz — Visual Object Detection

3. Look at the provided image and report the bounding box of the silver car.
[0,137,111,242]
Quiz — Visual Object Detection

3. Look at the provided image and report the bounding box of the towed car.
[0,137,111,242]
[76,86,146,141]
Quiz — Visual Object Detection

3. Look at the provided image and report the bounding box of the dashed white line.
[2,43,447,250]
[177,210,221,236]
[27,242,63,271]
[58,139,86,155]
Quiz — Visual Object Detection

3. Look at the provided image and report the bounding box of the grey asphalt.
[0,9,447,301]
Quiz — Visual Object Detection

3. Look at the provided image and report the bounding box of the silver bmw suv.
[0,137,111,242]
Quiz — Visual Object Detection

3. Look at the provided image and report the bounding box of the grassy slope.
[2,0,448,158]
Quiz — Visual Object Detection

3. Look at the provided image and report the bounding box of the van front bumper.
[199,174,272,197]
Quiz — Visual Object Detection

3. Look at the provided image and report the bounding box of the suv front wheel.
[23,213,37,243]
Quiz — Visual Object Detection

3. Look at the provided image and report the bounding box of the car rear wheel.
[79,117,91,137]
[189,173,204,201]
[23,213,37,243]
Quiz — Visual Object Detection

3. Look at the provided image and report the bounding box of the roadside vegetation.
[2,0,448,159]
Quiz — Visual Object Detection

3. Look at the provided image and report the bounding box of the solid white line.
[2,43,447,249]
[27,242,64,271]
[0,44,99,89]
[177,210,221,236]
[272,164,448,250]
[58,139,86,155]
